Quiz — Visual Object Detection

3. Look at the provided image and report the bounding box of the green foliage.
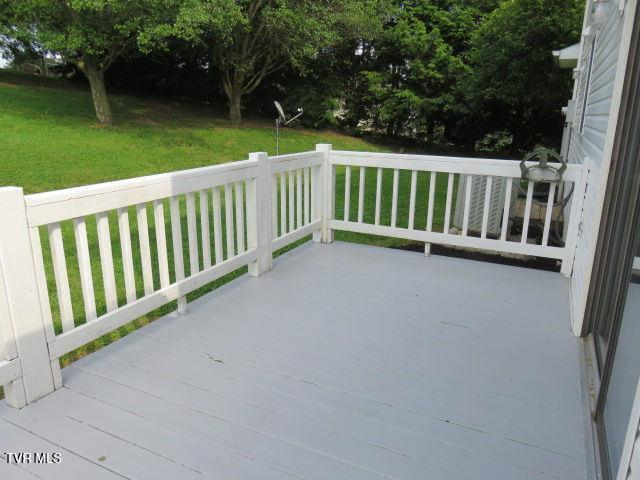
[185,0,389,122]
[0,0,240,123]
[474,130,514,154]
[297,0,483,144]
[4,1,149,63]
[0,0,585,150]
[463,0,583,153]
[267,0,581,153]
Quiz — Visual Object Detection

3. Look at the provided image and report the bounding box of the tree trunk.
[227,84,244,123]
[83,58,113,125]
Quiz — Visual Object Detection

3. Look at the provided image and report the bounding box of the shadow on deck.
[1,242,589,480]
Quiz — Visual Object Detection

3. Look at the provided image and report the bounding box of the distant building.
[13,57,62,77]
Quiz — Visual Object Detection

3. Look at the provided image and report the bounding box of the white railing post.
[312,161,323,243]
[248,152,272,276]
[561,158,590,277]
[316,144,334,243]
[0,187,58,407]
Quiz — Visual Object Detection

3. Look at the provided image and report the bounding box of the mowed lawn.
[0,70,452,368]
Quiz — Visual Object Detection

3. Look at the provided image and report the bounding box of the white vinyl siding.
[567,4,625,332]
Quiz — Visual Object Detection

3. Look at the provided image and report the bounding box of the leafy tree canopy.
[0,0,240,124]
[357,0,477,140]
[177,0,390,122]
[463,0,583,152]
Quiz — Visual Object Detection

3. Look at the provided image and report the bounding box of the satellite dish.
[274,101,286,122]
[273,101,304,155]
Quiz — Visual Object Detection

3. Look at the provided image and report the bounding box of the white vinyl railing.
[270,151,323,250]
[0,144,586,408]
[326,149,587,274]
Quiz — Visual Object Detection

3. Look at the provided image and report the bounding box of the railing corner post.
[561,157,590,278]
[316,144,334,243]
[248,152,272,277]
[0,187,57,407]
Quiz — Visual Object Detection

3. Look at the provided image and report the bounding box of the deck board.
[1,241,588,479]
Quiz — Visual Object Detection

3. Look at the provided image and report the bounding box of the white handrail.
[330,150,584,181]
[25,159,259,227]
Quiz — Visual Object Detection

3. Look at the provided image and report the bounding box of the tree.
[355,0,478,142]
[252,39,374,130]
[463,0,583,153]
[187,0,387,123]
[1,0,239,125]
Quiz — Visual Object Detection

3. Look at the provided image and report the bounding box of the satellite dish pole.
[274,101,303,155]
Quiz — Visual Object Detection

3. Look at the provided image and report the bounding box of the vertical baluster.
[304,167,310,225]
[153,200,170,288]
[391,169,399,227]
[541,183,557,246]
[224,184,235,258]
[375,168,382,226]
[462,175,473,237]
[480,176,493,239]
[96,212,118,311]
[211,187,223,264]
[234,182,245,253]
[296,169,303,229]
[343,166,351,222]
[136,204,154,295]
[357,167,366,224]
[312,165,323,242]
[280,173,286,236]
[73,217,96,322]
[272,175,278,238]
[427,172,436,232]
[169,197,187,314]
[185,192,199,275]
[48,223,74,331]
[500,178,514,241]
[288,171,295,232]
[245,177,257,256]
[408,170,417,230]
[521,181,535,244]
[117,207,136,304]
[311,166,317,221]
[443,173,454,234]
[199,190,211,269]
[169,196,187,313]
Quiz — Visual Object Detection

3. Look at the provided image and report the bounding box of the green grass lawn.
[0,70,451,371]
[0,69,387,192]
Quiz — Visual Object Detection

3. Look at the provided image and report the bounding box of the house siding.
[567,2,627,333]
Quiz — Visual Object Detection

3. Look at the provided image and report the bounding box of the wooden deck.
[0,242,589,480]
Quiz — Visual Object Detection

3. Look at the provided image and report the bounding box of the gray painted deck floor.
[0,241,588,480]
